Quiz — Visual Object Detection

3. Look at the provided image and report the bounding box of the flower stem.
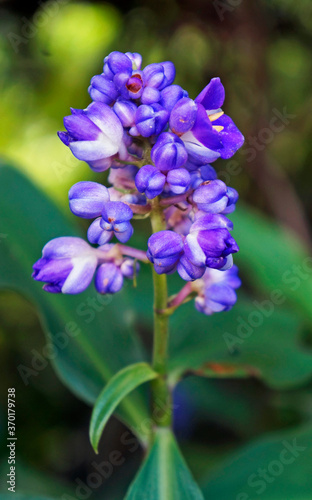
[150,198,172,429]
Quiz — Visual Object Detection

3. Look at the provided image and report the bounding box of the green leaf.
[202,424,312,499]
[125,428,205,500]
[233,204,312,324]
[169,300,312,389]
[90,362,158,453]
[0,164,149,442]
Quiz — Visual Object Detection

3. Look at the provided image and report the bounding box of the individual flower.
[192,180,238,214]
[131,104,169,137]
[32,237,98,294]
[151,132,188,172]
[95,262,124,294]
[135,165,166,199]
[88,201,133,245]
[184,214,239,269]
[113,100,137,128]
[140,62,176,104]
[147,231,184,274]
[88,74,119,104]
[166,168,191,194]
[103,51,134,79]
[58,102,127,171]
[194,265,241,315]
[69,181,110,218]
[170,78,244,163]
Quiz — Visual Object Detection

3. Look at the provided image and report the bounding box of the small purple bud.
[125,52,142,70]
[113,100,137,127]
[169,98,198,135]
[135,165,166,199]
[143,63,166,88]
[195,265,241,315]
[88,74,118,104]
[103,51,132,79]
[87,218,113,245]
[135,104,169,138]
[193,180,229,213]
[184,214,238,267]
[69,181,110,218]
[166,168,191,194]
[151,132,188,172]
[95,263,123,294]
[147,231,183,274]
[101,201,134,243]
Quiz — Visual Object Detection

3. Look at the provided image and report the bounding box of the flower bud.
[32,237,98,294]
[88,74,118,104]
[166,168,191,194]
[95,263,123,294]
[103,51,133,79]
[194,265,241,315]
[113,100,137,127]
[147,231,183,274]
[169,98,198,135]
[134,104,169,137]
[151,132,188,172]
[135,165,166,199]
[69,181,110,218]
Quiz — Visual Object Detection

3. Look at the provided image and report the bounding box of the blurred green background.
[1,0,312,498]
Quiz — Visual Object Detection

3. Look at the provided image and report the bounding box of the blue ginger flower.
[194,265,241,315]
[32,237,98,294]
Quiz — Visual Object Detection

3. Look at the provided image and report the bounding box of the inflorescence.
[33,51,244,315]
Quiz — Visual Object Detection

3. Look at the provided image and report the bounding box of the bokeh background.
[1,0,312,498]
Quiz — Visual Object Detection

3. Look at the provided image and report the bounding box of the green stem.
[150,198,172,429]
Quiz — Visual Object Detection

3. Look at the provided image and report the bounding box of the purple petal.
[87,218,112,245]
[42,237,93,259]
[160,85,188,112]
[62,256,98,294]
[195,77,225,110]
[102,201,133,224]
[213,114,245,159]
[114,222,133,243]
[191,213,233,232]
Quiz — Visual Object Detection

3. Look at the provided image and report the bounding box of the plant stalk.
[150,198,172,429]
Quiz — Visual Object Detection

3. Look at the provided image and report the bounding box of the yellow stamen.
[208,111,224,122]
[213,125,224,132]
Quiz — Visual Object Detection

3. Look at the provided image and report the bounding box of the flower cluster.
[33,51,244,315]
